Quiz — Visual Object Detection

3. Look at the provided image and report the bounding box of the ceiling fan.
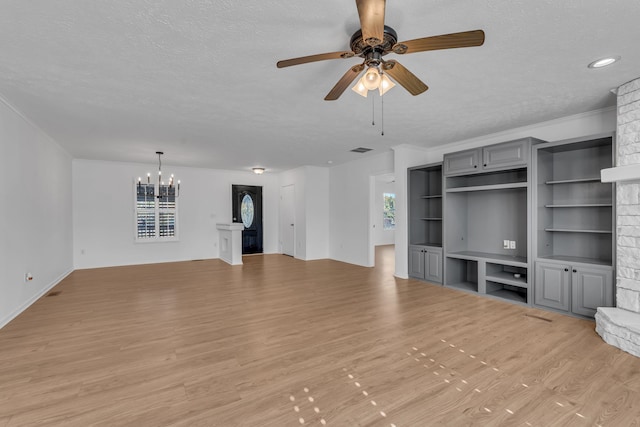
[276,0,485,101]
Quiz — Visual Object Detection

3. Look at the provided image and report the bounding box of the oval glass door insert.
[241,194,254,228]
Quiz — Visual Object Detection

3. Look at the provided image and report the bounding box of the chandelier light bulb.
[363,67,381,90]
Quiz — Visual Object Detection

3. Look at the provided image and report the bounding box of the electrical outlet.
[510,240,516,249]
[503,240,510,249]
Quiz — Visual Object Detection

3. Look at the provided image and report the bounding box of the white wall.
[393,107,617,278]
[374,178,396,246]
[329,150,394,267]
[73,159,279,269]
[0,98,73,328]
[304,167,330,260]
[279,166,329,260]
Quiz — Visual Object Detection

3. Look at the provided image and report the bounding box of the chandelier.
[137,151,180,199]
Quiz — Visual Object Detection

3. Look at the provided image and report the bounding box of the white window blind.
[135,182,178,241]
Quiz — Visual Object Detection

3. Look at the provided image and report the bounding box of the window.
[383,192,396,230]
[240,193,254,228]
[135,183,178,241]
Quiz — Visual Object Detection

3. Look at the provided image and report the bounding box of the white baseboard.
[0,268,73,330]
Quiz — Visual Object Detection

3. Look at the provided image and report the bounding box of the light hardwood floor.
[1,245,639,426]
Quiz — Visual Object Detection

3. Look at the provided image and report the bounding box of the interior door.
[232,185,263,254]
[281,184,295,256]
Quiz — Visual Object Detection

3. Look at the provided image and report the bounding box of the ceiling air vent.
[350,147,373,153]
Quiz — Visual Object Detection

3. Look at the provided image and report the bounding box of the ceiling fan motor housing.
[350,25,398,61]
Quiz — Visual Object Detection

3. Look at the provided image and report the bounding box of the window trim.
[134,181,179,243]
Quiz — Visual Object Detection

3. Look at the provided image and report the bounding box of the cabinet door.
[425,249,443,284]
[409,246,426,279]
[482,139,529,171]
[534,262,570,311]
[571,266,613,317]
[443,149,480,176]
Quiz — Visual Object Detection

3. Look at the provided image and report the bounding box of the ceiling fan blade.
[277,51,354,68]
[325,64,365,101]
[381,60,428,96]
[393,30,485,55]
[356,0,386,46]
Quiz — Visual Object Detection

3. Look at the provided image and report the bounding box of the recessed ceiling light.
[252,167,265,174]
[588,56,620,69]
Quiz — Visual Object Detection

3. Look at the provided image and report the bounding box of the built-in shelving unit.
[408,163,444,283]
[443,137,541,306]
[532,133,615,318]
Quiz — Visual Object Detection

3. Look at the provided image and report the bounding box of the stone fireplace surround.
[596,77,640,357]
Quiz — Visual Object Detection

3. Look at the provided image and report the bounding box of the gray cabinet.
[443,149,479,176]
[444,138,535,176]
[532,133,615,318]
[482,139,529,171]
[572,266,613,317]
[534,260,613,317]
[534,261,570,311]
[409,245,426,278]
[443,137,541,306]
[408,163,443,284]
[409,245,442,284]
[425,249,443,283]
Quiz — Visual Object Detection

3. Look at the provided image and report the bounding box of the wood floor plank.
[1,245,640,425]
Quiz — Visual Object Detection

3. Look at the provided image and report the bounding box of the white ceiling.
[1,1,638,172]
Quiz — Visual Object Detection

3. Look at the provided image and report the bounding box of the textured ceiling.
[0,0,638,172]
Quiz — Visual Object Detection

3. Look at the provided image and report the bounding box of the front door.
[232,185,263,254]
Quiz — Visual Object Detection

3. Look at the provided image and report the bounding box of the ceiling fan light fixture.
[378,73,395,96]
[351,78,368,97]
[362,66,381,90]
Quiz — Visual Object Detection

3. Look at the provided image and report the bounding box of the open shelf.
[446,251,527,267]
[545,177,601,185]
[448,281,479,292]
[545,204,612,208]
[446,182,527,193]
[538,254,612,266]
[413,242,443,248]
[544,228,612,234]
[486,283,528,304]
[445,258,478,293]
[446,168,527,190]
[485,271,527,288]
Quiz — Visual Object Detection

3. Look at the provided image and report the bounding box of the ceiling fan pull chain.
[371,95,375,126]
[381,94,384,136]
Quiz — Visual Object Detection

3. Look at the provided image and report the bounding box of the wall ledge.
[601,164,640,183]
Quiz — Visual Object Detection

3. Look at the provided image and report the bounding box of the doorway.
[368,172,395,267]
[232,185,263,254]
[281,184,295,256]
